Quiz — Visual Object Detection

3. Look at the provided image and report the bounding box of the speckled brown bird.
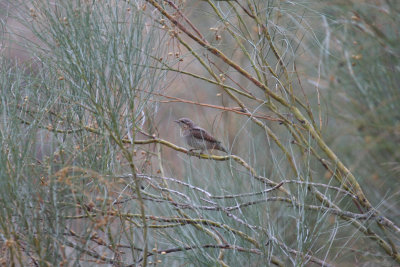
[174,118,227,154]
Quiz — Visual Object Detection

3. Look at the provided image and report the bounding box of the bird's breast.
[184,134,207,149]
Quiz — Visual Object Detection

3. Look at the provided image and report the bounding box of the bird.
[174,118,227,154]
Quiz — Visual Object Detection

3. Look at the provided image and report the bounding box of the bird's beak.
[174,120,180,124]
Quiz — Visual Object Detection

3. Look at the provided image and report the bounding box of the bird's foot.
[198,150,204,158]
[188,149,202,158]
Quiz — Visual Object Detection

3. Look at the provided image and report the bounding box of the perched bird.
[174,118,227,154]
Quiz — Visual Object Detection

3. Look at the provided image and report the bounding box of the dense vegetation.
[0,0,399,266]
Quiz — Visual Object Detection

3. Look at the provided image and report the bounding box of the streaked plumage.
[174,118,227,153]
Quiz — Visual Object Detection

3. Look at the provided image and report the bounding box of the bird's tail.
[216,142,228,153]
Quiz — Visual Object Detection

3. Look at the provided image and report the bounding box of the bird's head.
[174,118,195,130]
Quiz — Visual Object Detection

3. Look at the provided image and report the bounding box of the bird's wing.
[190,127,220,143]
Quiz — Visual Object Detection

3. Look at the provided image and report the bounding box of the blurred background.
[0,0,399,266]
